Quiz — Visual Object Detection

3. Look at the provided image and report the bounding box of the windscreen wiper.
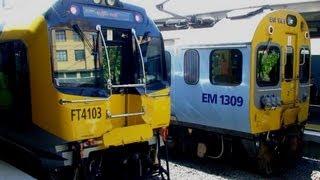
[72,24,95,54]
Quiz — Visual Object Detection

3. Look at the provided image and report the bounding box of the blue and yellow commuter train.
[0,0,170,179]
[163,7,311,174]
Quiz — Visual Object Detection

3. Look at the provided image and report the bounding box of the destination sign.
[82,5,133,22]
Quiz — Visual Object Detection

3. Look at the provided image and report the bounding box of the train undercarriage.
[168,122,304,175]
[0,128,170,180]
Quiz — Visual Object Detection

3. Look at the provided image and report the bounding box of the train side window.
[184,49,199,85]
[299,48,310,83]
[284,46,294,81]
[0,41,31,122]
[256,46,280,87]
[165,51,171,84]
[209,49,242,85]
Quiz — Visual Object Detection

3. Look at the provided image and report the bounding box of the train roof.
[162,8,297,47]
[0,0,147,30]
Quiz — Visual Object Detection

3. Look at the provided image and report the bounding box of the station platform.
[0,161,34,180]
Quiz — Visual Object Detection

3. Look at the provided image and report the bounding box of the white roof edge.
[162,9,272,47]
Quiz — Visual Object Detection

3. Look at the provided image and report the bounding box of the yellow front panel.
[250,10,310,134]
[1,15,170,144]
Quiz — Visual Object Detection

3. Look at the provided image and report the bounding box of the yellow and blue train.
[163,7,311,174]
[0,0,170,179]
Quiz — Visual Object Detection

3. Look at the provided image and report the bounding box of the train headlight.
[287,15,297,27]
[106,0,117,6]
[70,5,79,15]
[134,13,143,23]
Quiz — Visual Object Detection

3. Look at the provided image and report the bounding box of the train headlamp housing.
[287,15,297,27]
[70,5,79,15]
[134,13,144,23]
[106,0,118,6]
[93,0,102,4]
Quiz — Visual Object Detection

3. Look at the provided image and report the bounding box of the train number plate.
[202,93,244,107]
[71,107,102,121]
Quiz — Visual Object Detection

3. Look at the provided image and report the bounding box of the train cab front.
[33,0,170,178]
[247,10,311,174]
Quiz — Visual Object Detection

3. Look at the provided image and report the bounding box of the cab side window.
[0,41,30,122]
[0,44,12,109]
[209,49,242,85]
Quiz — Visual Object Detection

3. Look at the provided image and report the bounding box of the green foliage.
[102,47,122,84]
[258,50,279,81]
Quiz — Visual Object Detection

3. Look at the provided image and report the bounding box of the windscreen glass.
[51,26,166,96]
[256,46,281,87]
[299,48,310,83]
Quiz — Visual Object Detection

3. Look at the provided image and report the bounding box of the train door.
[102,28,145,125]
[282,34,298,106]
[0,41,31,126]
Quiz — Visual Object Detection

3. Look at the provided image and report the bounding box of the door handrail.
[107,109,145,119]
[111,84,146,88]
[59,98,109,105]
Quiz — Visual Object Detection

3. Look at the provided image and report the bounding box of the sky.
[123,0,316,20]
[0,0,317,20]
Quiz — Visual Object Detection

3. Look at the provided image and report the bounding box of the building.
[52,28,97,84]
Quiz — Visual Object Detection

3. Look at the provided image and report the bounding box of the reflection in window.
[80,71,91,78]
[55,30,66,41]
[285,46,294,80]
[210,49,242,85]
[256,46,280,87]
[300,48,310,83]
[66,72,77,78]
[73,31,81,41]
[184,49,199,85]
[52,28,97,89]
[56,50,68,61]
[74,50,85,61]
[51,27,167,96]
